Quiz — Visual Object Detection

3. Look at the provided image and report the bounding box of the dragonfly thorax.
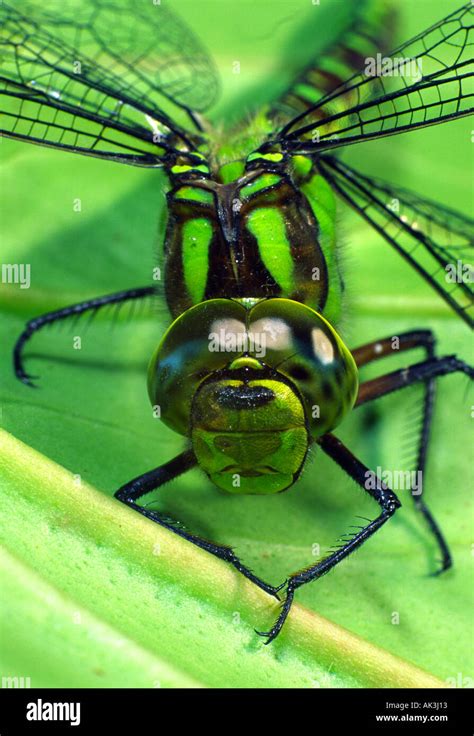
[163,152,339,321]
[148,298,358,495]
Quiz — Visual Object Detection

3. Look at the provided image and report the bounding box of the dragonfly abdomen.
[270,0,395,124]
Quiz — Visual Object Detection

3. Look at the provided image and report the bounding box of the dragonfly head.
[148,298,358,495]
[190,359,309,494]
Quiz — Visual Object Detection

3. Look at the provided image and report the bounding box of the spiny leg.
[352,330,447,571]
[355,349,473,574]
[13,286,156,386]
[257,352,472,643]
[256,434,401,644]
[115,450,281,600]
[355,354,473,404]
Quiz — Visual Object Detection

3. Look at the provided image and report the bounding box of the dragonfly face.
[191,365,309,495]
[148,298,358,494]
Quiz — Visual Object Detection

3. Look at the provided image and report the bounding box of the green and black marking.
[164,151,336,322]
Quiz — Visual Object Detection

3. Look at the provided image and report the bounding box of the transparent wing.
[267,0,396,125]
[0,0,219,166]
[270,3,473,155]
[318,156,474,326]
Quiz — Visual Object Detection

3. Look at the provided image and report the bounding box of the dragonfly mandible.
[1,0,473,643]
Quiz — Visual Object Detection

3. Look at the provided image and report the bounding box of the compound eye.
[286,364,312,382]
[311,328,336,365]
[249,299,359,437]
[148,299,248,435]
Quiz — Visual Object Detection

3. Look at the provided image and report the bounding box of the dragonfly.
[1,0,473,643]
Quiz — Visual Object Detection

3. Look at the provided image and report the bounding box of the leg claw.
[430,561,452,577]
[17,372,39,388]
[254,629,277,645]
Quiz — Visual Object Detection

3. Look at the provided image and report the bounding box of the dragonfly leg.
[256,434,400,644]
[353,330,445,567]
[13,286,156,387]
[355,353,473,404]
[355,346,473,574]
[353,330,438,498]
[115,449,281,600]
[352,329,436,368]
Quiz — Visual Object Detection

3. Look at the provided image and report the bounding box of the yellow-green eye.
[148,299,248,435]
[246,299,359,438]
[148,297,358,447]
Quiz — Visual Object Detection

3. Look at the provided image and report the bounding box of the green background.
[0,0,472,688]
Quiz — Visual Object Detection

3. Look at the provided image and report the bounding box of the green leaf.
[0,0,472,688]
[0,429,447,688]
